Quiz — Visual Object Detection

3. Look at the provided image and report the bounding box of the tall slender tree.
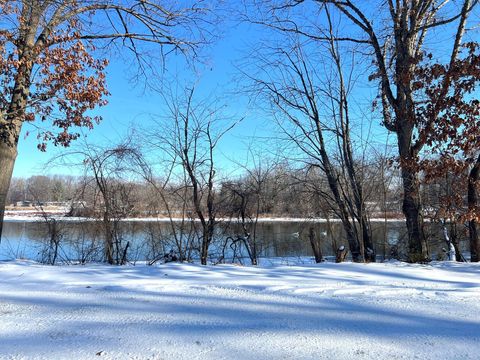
[245,30,375,261]
[148,86,237,265]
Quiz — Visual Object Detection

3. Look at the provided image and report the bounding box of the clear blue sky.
[14,2,472,178]
[13,20,272,178]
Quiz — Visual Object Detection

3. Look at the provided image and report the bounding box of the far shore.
[3,209,405,223]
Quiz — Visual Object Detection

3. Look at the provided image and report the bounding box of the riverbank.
[3,209,405,223]
[1,260,479,359]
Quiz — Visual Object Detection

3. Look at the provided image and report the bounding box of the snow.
[3,210,405,223]
[1,260,479,359]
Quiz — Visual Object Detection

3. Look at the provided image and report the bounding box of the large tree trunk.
[0,143,18,241]
[0,47,34,241]
[397,120,428,262]
[400,164,428,262]
[468,154,480,262]
[393,30,429,263]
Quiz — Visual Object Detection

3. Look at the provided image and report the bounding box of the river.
[0,219,461,263]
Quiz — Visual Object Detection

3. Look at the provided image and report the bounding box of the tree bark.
[200,222,214,266]
[327,22,374,263]
[320,147,361,261]
[397,122,428,262]
[393,22,429,262]
[449,224,464,262]
[103,213,114,265]
[342,128,374,262]
[468,154,480,262]
[0,143,18,241]
[309,226,323,263]
[360,214,375,262]
[400,164,428,262]
[0,44,34,242]
[200,236,209,265]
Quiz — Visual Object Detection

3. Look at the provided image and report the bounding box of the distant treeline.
[8,165,451,220]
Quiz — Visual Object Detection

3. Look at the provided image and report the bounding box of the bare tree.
[244,28,375,261]
[130,142,196,264]
[28,186,65,265]
[147,86,237,265]
[56,140,140,264]
[221,151,280,265]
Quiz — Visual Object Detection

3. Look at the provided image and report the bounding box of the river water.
[0,219,461,263]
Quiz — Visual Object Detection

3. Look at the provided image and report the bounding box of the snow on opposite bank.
[2,212,405,223]
[0,260,479,360]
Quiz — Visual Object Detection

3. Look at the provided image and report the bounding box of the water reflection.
[0,219,467,262]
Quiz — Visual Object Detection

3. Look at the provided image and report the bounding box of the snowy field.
[1,260,479,360]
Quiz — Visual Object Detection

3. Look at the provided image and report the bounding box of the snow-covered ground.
[1,260,479,359]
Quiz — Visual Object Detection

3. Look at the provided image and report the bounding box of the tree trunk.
[200,233,209,265]
[449,224,464,262]
[49,218,59,265]
[250,244,258,266]
[397,125,428,262]
[103,213,114,265]
[469,219,479,262]
[401,166,428,262]
[200,222,214,266]
[321,157,361,261]
[309,226,323,263]
[314,112,362,261]
[341,218,361,262]
[0,143,18,242]
[361,214,375,262]
[468,154,480,262]
[392,22,429,263]
[0,49,34,242]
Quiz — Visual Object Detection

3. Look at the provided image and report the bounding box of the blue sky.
[13,17,389,179]
[13,20,271,178]
[14,1,472,178]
